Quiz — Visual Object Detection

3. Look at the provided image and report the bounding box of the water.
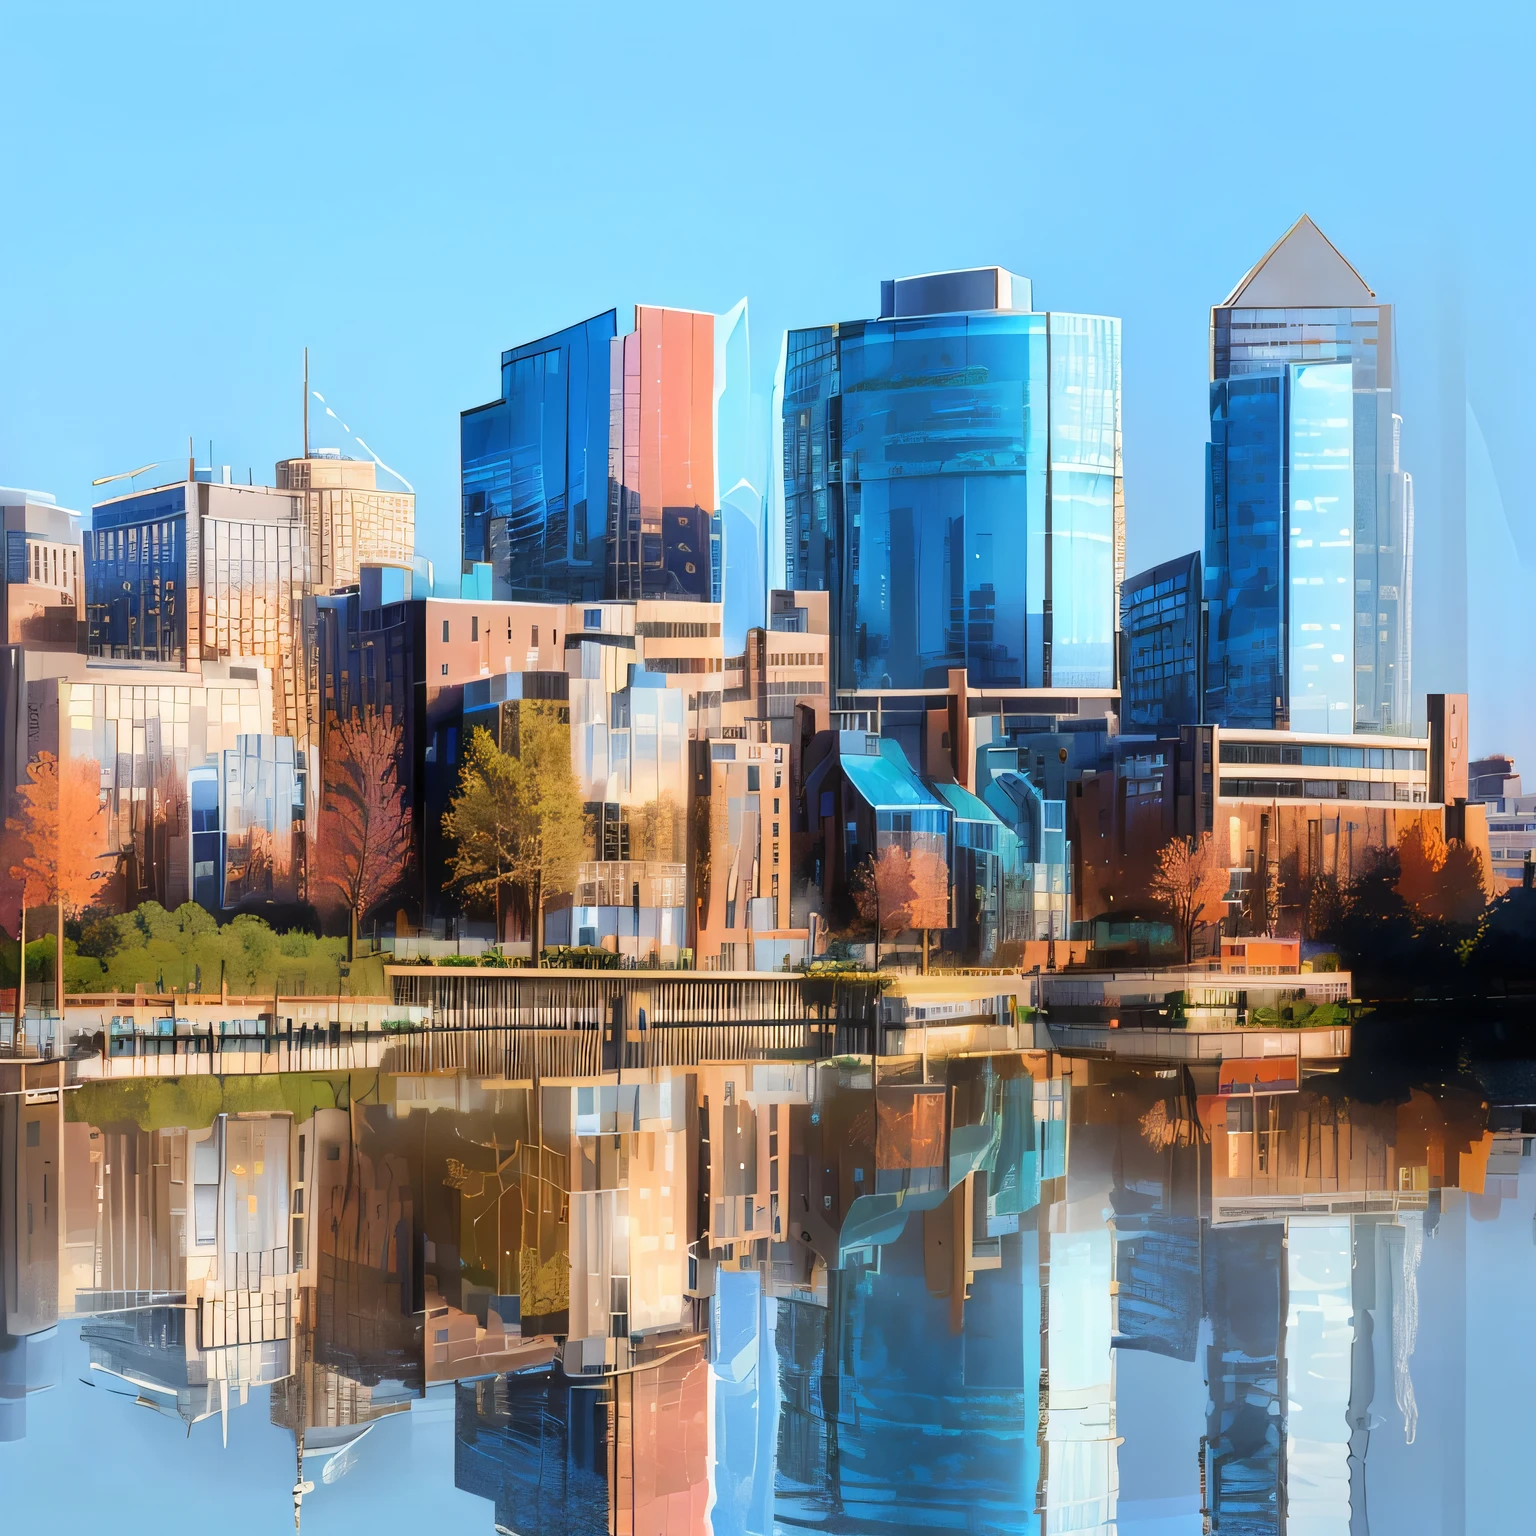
[2,1039,1530,1533]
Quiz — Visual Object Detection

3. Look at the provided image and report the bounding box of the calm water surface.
[2,1045,1529,1533]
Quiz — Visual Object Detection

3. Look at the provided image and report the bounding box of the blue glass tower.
[461,310,617,602]
[1120,551,1203,729]
[1204,216,1414,735]
[775,269,1122,698]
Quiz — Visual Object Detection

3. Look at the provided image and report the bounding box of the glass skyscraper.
[461,310,617,603]
[1204,216,1414,735]
[1120,551,1202,729]
[462,302,760,620]
[775,268,1123,695]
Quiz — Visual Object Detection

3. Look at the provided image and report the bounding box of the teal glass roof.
[931,779,1004,825]
[840,739,947,811]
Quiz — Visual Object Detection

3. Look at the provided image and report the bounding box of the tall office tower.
[1120,551,1203,730]
[1204,216,1414,736]
[461,302,761,629]
[86,471,313,745]
[608,305,719,603]
[274,449,414,592]
[462,311,617,603]
[776,267,1123,707]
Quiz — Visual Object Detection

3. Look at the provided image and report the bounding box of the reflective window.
[463,311,616,602]
[1287,363,1355,736]
[786,307,1117,692]
[1204,374,1285,727]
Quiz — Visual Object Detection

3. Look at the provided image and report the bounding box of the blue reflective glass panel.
[1287,362,1354,735]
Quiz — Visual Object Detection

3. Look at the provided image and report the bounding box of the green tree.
[443,706,584,963]
[224,913,279,993]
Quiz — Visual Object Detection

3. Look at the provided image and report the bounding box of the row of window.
[1221,778,1423,802]
[646,656,724,674]
[442,616,558,649]
[635,620,719,638]
[1221,742,1425,770]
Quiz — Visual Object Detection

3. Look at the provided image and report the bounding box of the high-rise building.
[53,450,412,914]
[86,472,314,743]
[776,267,1123,699]
[461,311,617,604]
[1204,216,1414,736]
[461,302,762,634]
[274,449,414,593]
[1119,551,1203,730]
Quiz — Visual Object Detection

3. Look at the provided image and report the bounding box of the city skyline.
[0,8,1531,1534]
[1,2,1531,762]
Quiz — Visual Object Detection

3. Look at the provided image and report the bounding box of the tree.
[506,705,584,960]
[315,710,414,956]
[630,794,685,862]
[851,843,949,968]
[6,752,110,1027]
[1149,832,1230,964]
[443,727,522,939]
[1396,817,1489,926]
[443,706,584,962]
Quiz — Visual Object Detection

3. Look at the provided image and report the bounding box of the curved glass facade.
[782,298,1121,694]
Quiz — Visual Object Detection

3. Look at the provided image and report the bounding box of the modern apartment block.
[1204,216,1414,736]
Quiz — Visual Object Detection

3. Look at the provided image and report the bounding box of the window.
[446,728,458,764]
[442,620,450,642]
[440,663,448,675]
[506,617,513,641]
[747,765,760,791]
[531,625,538,647]
[471,616,479,641]
[584,608,602,629]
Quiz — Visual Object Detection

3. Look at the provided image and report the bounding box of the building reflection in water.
[0,1048,1525,1530]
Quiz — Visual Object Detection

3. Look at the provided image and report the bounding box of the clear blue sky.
[2,1,1530,755]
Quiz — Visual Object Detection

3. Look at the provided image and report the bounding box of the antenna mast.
[303,347,310,460]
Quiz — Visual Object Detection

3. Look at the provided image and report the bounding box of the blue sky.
[1,0,1530,754]
[0,1328,489,1535]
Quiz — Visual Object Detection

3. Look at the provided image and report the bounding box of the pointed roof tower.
[1221,215,1375,309]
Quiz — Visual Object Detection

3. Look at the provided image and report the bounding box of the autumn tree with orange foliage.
[1395,816,1488,927]
[1148,831,1230,964]
[852,842,950,968]
[4,751,110,1031]
[314,711,414,956]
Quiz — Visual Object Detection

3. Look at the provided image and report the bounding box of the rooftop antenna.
[303,347,310,459]
[187,435,194,481]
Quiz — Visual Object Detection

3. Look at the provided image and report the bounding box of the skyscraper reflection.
[0,1046,1524,1531]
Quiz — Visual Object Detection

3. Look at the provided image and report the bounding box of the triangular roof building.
[1219,214,1375,309]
